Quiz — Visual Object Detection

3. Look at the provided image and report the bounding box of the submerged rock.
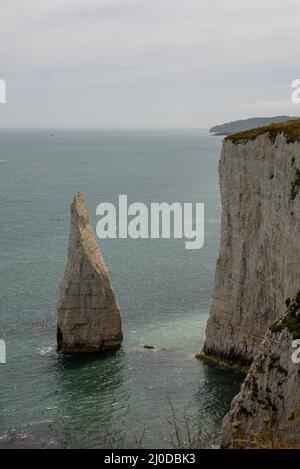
[57,193,122,353]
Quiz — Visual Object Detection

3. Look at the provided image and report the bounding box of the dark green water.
[0,129,243,448]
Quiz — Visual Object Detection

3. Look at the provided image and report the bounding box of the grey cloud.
[0,0,300,127]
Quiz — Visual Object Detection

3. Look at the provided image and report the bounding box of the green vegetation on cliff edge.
[270,292,300,339]
[226,118,300,144]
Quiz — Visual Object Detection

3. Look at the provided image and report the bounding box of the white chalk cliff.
[203,123,300,366]
[202,120,300,447]
[57,193,123,353]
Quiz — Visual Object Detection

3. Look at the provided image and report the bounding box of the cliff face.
[203,130,300,366]
[221,296,300,448]
[57,193,123,353]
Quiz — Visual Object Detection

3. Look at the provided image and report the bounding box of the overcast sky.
[1,0,300,128]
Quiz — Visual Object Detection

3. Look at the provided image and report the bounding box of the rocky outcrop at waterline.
[221,294,300,448]
[57,193,123,353]
[202,119,300,367]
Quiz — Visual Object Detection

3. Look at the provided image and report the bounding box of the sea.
[0,129,243,448]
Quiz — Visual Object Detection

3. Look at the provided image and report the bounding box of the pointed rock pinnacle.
[57,192,123,353]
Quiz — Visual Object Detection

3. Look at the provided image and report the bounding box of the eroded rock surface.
[203,120,300,447]
[57,193,122,353]
[203,131,300,366]
[221,296,300,448]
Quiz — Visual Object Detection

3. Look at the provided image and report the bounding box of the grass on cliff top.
[270,293,300,339]
[225,118,300,144]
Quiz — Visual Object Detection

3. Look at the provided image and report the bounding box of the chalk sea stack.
[57,193,123,353]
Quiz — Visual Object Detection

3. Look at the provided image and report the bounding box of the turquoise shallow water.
[0,129,243,448]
